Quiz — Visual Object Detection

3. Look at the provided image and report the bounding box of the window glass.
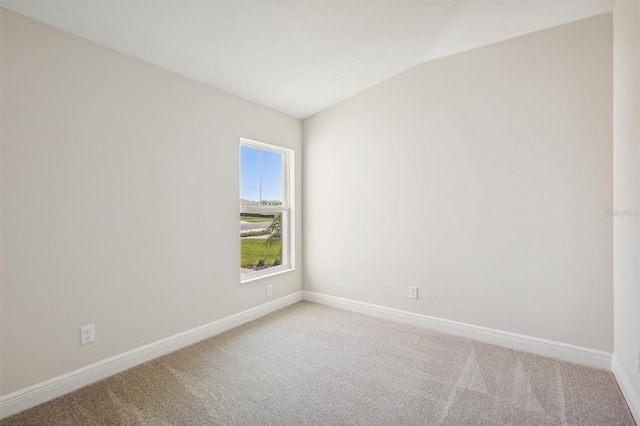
[240,140,291,280]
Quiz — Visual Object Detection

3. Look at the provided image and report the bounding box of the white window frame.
[240,138,295,283]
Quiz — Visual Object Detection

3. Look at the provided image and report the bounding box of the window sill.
[240,265,295,284]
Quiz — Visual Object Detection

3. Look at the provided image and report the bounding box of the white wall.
[0,10,302,396]
[613,0,640,416]
[303,15,613,351]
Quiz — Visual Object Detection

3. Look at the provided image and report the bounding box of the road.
[240,221,272,231]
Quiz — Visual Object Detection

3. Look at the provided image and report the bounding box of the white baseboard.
[303,291,612,370]
[0,291,303,420]
[612,355,640,424]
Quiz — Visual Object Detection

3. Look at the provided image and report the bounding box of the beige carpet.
[1,301,635,425]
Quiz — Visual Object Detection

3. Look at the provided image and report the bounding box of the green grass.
[241,239,281,268]
[239,215,275,223]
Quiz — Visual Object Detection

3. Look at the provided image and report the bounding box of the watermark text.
[604,208,639,217]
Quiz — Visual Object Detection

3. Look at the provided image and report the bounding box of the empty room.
[1,0,639,424]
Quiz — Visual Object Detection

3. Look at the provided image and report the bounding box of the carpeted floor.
[1,301,635,425]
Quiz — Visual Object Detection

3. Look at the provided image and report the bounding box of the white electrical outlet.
[81,324,95,345]
[409,286,419,299]
[636,350,640,373]
[266,285,273,297]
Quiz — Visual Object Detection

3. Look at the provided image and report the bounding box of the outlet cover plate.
[81,324,95,345]
[409,286,419,299]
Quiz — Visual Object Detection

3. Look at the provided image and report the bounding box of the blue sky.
[241,145,283,203]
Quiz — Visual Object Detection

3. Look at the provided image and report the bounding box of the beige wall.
[0,10,302,395]
[613,0,640,402]
[303,15,613,351]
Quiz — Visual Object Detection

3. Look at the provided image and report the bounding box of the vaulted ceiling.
[0,0,615,118]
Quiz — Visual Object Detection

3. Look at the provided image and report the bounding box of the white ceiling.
[0,0,614,119]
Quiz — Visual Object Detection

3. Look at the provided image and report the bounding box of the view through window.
[240,140,291,279]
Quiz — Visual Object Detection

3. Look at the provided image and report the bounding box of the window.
[240,138,294,281]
